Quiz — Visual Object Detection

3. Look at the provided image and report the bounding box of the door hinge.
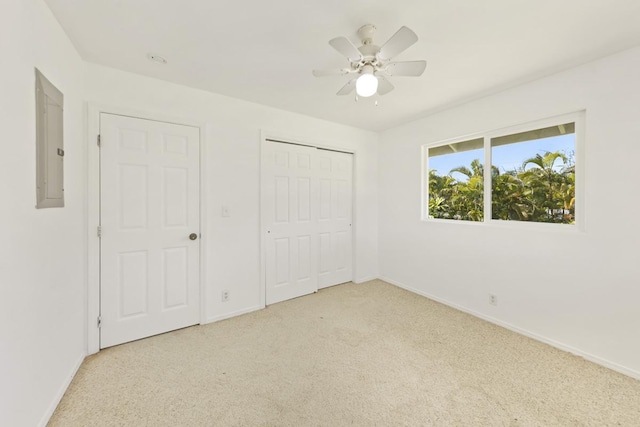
[97,226,102,238]
[97,316,102,328]
[97,134,101,147]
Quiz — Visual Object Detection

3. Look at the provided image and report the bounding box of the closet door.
[317,149,353,289]
[262,141,318,305]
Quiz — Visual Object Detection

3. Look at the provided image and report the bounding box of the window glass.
[491,123,575,224]
[428,138,484,221]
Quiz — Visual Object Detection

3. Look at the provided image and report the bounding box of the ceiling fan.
[313,24,427,99]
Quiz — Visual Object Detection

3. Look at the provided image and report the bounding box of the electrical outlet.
[489,294,498,306]
[221,290,230,302]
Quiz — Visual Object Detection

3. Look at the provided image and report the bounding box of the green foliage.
[428,150,575,224]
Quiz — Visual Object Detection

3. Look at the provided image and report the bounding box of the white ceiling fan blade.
[312,69,349,77]
[377,26,419,61]
[377,75,394,96]
[336,78,357,96]
[329,37,363,62]
[385,60,427,77]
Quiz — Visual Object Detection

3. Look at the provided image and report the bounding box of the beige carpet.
[49,280,640,426]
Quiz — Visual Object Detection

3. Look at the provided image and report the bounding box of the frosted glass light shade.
[356,73,378,97]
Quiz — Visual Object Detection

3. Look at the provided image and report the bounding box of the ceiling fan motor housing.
[357,24,377,45]
[357,24,380,65]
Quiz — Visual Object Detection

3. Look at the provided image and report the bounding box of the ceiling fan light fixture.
[313,25,425,99]
[356,65,378,97]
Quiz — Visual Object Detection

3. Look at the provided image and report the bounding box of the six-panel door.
[100,113,200,348]
[317,149,353,289]
[262,141,354,305]
[262,141,319,304]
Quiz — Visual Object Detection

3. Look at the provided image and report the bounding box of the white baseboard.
[354,275,378,284]
[380,276,640,381]
[38,352,85,427]
[204,305,262,324]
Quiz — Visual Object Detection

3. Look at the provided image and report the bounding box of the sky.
[429,134,575,181]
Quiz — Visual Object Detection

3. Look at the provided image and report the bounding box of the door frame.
[259,131,356,309]
[86,104,207,355]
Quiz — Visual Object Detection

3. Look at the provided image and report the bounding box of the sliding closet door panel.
[263,141,318,304]
[317,150,353,289]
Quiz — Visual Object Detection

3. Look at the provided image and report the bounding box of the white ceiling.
[45,0,640,131]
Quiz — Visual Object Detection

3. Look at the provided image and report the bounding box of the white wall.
[84,63,379,324]
[379,46,640,378]
[0,0,87,426]
[1,2,378,423]
[18,0,640,423]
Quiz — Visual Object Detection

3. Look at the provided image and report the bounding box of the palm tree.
[492,171,533,221]
[427,150,574,224]
[428,195,449,218]
[428,170,457,219]
[449,158,484,180]
[520,151,571,222]
[448,159,484,221]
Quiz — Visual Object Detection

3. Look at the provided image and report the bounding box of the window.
[427,138,484,221]
[424,114,581,226]
[491,123,575,224]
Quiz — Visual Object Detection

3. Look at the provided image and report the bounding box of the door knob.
[189,233,198,240]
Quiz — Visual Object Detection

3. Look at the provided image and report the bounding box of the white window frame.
[422,111,585,231]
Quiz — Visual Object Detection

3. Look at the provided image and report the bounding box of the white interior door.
[262,141,318,305]
[100,113,200,348]
[317,149,353,289]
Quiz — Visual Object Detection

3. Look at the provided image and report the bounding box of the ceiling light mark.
[147,53,167,64]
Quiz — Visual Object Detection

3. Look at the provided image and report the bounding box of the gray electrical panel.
[35,69,64,208]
